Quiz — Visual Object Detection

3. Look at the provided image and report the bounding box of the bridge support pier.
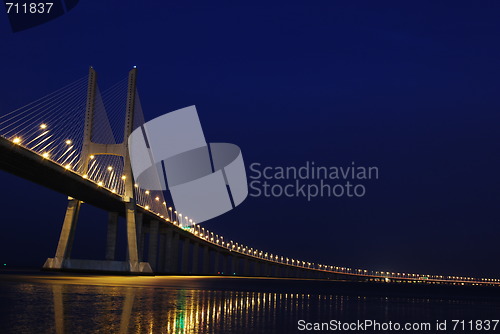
[213,251,220,274]
[43,68,155,274]
[148,220,159,271]
[125,202,143,272]
[182,238,190,274]
[105,212,118,261]
[261,262,268,276]
[162,229,176,273]
[157,232,166,272]
[135,213,144,261]
[254,261,260,276]
[192,242,199,274]
[221,253,227,274]
[242,258,249,276]
[43,199,81,269]
[171,232,180,273]
[230,256,237,275]
[202,246,210,274]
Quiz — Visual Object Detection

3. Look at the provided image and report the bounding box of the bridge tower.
[43,67,152,274]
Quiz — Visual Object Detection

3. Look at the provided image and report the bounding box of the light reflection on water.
[0,274,500,333]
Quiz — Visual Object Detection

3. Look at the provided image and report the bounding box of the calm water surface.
[0,270,499,333]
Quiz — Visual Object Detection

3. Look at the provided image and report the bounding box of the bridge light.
[82,174,88,179]
[42,152,50,159]
[12,137,21,144]
[65,140,72,145]
[145,205,150,210]
[134,183,138,188]
[98,181,103,186]
[121,175,126,180]
[65,164,71,169]
[107,166,113,171]
[40,123,47,129]
[145,190,150,195]
[155,197,159,201]
[169,207,172,210]
[90,155,95,159]
[112,189,116,193]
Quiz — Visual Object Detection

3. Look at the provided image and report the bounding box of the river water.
[1,270,499,333]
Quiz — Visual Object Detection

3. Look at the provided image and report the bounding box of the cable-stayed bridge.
[0,67,498,287]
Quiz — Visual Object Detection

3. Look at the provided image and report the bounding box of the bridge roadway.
[1,136,499,286]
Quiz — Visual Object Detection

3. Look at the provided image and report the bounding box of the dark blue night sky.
[1,1,499,277]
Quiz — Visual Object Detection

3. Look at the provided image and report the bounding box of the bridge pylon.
[43,67,153,274]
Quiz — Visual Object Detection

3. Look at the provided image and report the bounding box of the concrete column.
[280,265,286,277]
[163,229,175,273]
[243,258,249,276]
[53,199,81,267]
[157,232,166,272]
[105,212,118,261]
[191,242,199,274]
[229,256,237,275]
[268,264,274,277]
[254,261,260,276]
[135,212,146,261]
[260,262,265,276]
[182,238,190,274]
[135,213,144,261]
[148,220,159,271]
[213,251,220,274]
[125,201,140,272]
[203,246,210,274]
[220,253,226,274]
[171,232,179,273]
